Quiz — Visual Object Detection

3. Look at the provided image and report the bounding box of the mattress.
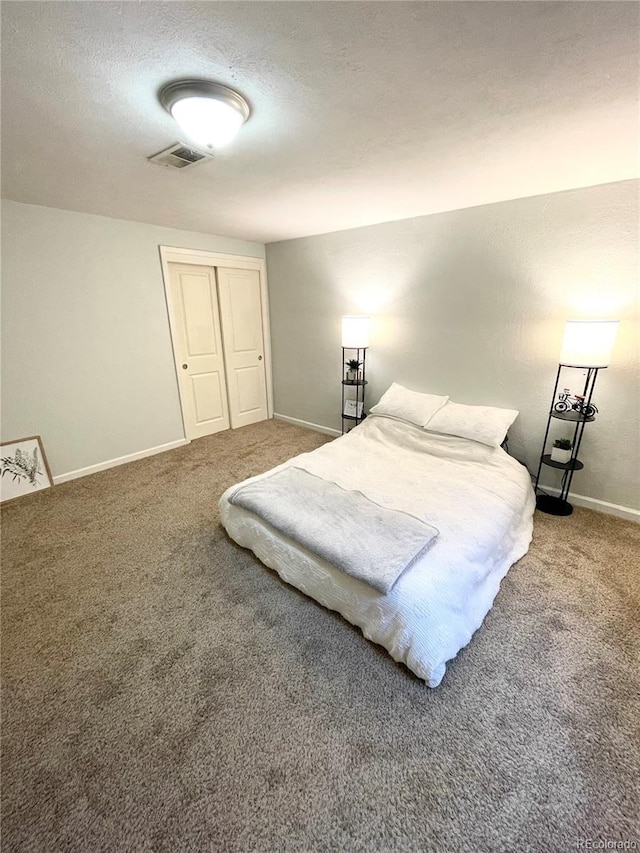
[219,415,535,686]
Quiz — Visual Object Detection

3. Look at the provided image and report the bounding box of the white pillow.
[369,383,449,427]
[425,401,518,447]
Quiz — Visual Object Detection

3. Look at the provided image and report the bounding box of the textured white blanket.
[228,466,439,593]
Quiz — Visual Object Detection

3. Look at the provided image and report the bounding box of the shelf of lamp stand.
[341,413,368,421]
[550,410,595,423]
[342,379,368,386]
[536,494,574,516]
[541,454,584,471]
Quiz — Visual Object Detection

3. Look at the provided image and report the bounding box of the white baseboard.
[273,413,341,437]
[53,438,189,485]
[540,484,639,523]
[50,425,638,522]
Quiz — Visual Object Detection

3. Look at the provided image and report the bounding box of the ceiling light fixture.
[159,79,250,150]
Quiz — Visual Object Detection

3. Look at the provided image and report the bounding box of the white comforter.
[219,415,535,686]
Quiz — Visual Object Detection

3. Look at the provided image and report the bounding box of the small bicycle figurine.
[553,388,598,418]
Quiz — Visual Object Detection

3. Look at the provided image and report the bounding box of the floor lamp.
[534,319,619,516]
[341,315,370,434]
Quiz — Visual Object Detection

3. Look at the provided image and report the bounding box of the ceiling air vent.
[148,143,213,169]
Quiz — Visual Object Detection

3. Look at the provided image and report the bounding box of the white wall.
[266,180,639,512]
[1,200,265,478]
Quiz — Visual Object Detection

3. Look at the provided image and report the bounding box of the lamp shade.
[559,319,619,368]
[341,316,371,349]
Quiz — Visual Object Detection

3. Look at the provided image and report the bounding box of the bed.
[219,407,535,687]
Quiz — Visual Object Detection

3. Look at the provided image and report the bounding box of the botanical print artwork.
[2,446,42,486]
[0,436,53,503]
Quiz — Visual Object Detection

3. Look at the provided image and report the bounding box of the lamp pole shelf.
[535,319,619,517]
[549,410,595,424]
[541,454,584,472]
[341,346,367,433]
[341,315,371,435]
[534,364,600,516]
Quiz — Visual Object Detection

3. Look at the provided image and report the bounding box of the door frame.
[159,246,274,440]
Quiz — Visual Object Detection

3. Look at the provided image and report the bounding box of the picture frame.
[343,399,364,418]
[0,436,53,504]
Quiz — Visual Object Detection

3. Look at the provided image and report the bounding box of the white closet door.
[217,267,268,428]
[166,262,230,439]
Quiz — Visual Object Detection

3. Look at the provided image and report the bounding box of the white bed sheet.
[219,415,535,687]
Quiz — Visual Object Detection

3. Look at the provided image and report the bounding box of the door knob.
[258,355,263,361]
[182,364,188,370]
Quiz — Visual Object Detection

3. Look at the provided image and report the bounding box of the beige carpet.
[2,419,639,852]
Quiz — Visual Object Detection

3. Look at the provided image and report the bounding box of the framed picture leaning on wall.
[343,399,364,418]
[0,435,53,504]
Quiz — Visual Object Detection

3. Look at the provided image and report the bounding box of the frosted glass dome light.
[159,80,250,149]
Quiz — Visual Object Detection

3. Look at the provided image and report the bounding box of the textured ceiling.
[1,1,638,243]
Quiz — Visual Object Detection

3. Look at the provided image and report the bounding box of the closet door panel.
[217,268,268,428]
[166,262,230,438]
